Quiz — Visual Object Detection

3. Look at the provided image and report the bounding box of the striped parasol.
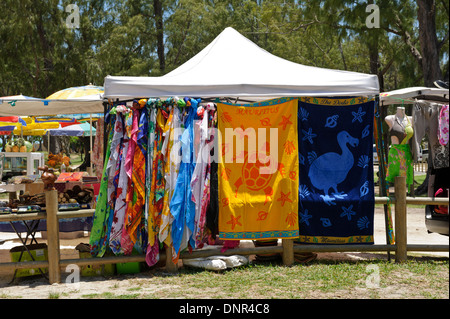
[45,85,103,175]
[46,84,104,99]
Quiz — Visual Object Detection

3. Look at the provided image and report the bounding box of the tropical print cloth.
[92,117,105,181]
[439,104,449,146]
[191,103,216,249]
[89,116,115,257]
[297,97,375,245]
[386,144,414,186]
[170,104,198,262]
[121,107,143,254]
[146,108,167,264]
[109,114,130,254]
[217,98,299,240]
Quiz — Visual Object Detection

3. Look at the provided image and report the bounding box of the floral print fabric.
[386,144,414,186]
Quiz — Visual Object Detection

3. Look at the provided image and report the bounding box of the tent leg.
[395,176,408,263]
[282,239,294,266]
[46,190,61,284]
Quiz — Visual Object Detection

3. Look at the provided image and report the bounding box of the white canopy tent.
[104,27,380,100]
[0,93,105,117]
[380,86,449,105]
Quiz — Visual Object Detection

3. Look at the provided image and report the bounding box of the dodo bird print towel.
[217,98,299,240]
[297,97,375,244]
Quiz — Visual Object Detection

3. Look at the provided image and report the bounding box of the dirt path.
[0,207,448,299]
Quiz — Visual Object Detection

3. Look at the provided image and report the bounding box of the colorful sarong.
[217,98,299,240]
[90,117,115,257]
[109,128,129,254]
[122,107,148,254]
[147,109,167,247]
[159,107,180,247]
[386,144,414,186]
[170,105,197,262]
[297,97,375,244]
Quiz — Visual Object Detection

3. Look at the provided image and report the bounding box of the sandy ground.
[0,206,448,299]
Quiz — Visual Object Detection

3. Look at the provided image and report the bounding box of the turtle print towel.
[217,98,299,240]
[297,97,375,244]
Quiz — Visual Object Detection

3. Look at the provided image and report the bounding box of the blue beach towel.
[297,97,375,244]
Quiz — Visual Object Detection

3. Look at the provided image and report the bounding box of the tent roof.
[380,86,449,105]
[0,94,104,116]
[47,122,96,137]
[104,27,380,100]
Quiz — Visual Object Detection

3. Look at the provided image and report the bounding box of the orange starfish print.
[278,114,292,130]
[277,191,293,207]
[226,215,242,230]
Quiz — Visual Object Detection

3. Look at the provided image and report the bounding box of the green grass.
[70,256,448,299]
[69,153,83,167]
[81,292,141,299]
[48,291,60,299]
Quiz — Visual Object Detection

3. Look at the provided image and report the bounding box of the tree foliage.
[1,0,448,98]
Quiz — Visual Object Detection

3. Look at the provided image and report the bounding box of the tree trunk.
[417,0,442,86]
[33,0,54,96]
[414,0,442,194]
[368,41,385,93]
[78,137,91,171]
[153,0,165,73]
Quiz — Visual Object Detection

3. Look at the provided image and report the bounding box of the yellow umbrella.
[1,117,59,129]
[12,128,47,136]
[4,117,60,139]
[12,121,60,131]
[46,84,104,99]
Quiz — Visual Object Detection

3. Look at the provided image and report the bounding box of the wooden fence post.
[45,189,61,283]
[394,176,407,263]
[282,239,294,266]
[165,245,178,272]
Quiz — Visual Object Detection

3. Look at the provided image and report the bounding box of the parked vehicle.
[421,148,429,162]
[416,147,428,162]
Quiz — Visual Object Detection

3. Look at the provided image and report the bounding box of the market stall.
[0,28,447,283]
[93,27,382,270]
[380,86,449,236]
[0,88,104,241]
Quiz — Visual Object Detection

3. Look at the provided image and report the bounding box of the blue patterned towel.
[297,97,375,244]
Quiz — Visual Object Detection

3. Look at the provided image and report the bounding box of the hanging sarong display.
[217,98,299,240]
[297,97,375,244]
[89,95,381,265]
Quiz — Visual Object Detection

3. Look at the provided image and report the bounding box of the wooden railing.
[0,176,448,284]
